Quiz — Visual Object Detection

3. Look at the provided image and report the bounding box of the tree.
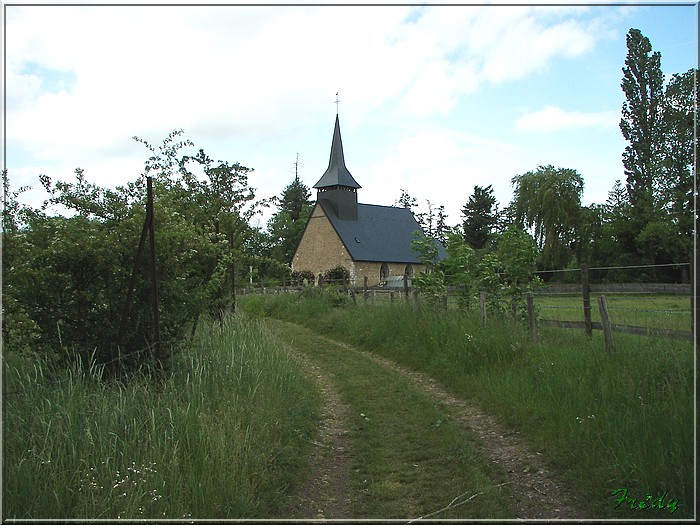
[410,230,446,304]
[659,68,697,280]
[619,28,665,228]
[496,227,541,315]
[3,130,264,374]
[461,184,498,249]
[266,175,313,265]
[396,189,418,210]
[279,174,312,222]
[510,165,584,272]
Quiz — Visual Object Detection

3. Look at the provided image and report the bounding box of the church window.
[380,263,389,283]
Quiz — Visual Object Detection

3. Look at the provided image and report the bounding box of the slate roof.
[318,200,447,263]
[313,114,362,190]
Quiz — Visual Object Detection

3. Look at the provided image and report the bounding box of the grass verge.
[2,313,318,519]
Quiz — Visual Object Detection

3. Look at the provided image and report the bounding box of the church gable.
[292,203,352,278]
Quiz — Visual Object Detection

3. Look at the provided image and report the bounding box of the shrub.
[323,265,350,286]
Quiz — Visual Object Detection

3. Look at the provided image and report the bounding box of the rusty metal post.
[116,196,151,350]
[147,177,162,377]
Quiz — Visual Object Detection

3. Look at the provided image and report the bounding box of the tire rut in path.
[316,334,588,521]
[278,347,354,520]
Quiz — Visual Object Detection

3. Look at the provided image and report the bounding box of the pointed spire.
[313,114,361,189]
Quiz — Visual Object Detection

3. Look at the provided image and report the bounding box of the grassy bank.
[2,313,318,519]
[241,290,695,519]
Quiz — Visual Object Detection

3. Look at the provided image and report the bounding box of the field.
[534,292,692,332]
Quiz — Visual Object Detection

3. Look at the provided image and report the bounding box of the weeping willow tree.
[510,165,584,272]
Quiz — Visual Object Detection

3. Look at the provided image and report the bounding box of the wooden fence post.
[597,295,614,355]
[527,292,537,344]
[581,264,592,340]
[480,291,487,328]
[404,274,409,304]
[390,291,395,306]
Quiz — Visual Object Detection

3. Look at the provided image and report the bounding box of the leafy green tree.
[510,165,583,272]
[496,227,541,315]
[410,230,446,304]
[496,227,539,294]
[619,28,665,229]
[2,130,264,374]
[659,68,697,281]
[416,200,449,243]
[461,184,498,250]
[443,232,476,310]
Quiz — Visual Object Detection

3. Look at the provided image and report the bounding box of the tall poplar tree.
[619,28,665,228]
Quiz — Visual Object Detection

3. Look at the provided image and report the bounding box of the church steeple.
[313,115,360,220]
[313,114,361,191]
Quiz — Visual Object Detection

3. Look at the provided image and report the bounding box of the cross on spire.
[334,92,340,114]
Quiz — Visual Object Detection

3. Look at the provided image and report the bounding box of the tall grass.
[2,313,318,519]
[242,291,694,519]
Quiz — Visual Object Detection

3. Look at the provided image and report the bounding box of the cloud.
[5,3,623,217]
[515,106,619,132]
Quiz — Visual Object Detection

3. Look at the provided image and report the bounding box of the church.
[291,115,446,287]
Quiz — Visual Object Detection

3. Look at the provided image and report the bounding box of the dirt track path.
[272,320,586,520]
[346,343,586,520]
[279,350,354,519]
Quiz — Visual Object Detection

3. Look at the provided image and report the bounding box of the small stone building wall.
[292,204,427,287]
[292,204,353,285]
[352,262,422,287]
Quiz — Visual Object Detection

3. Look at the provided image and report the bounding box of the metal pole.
[147,177,162,377]
[116,197,150,349]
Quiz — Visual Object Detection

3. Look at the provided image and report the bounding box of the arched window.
[404,264,414,278]
[380,263,389,283]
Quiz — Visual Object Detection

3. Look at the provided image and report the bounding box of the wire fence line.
[534,262,690,274]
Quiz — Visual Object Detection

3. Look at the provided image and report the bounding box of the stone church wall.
[292,204,353,285]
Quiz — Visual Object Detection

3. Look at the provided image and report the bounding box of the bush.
[323,265,350,286]
[291,270,315,286]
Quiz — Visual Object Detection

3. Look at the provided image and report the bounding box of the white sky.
[3,1,697,229]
